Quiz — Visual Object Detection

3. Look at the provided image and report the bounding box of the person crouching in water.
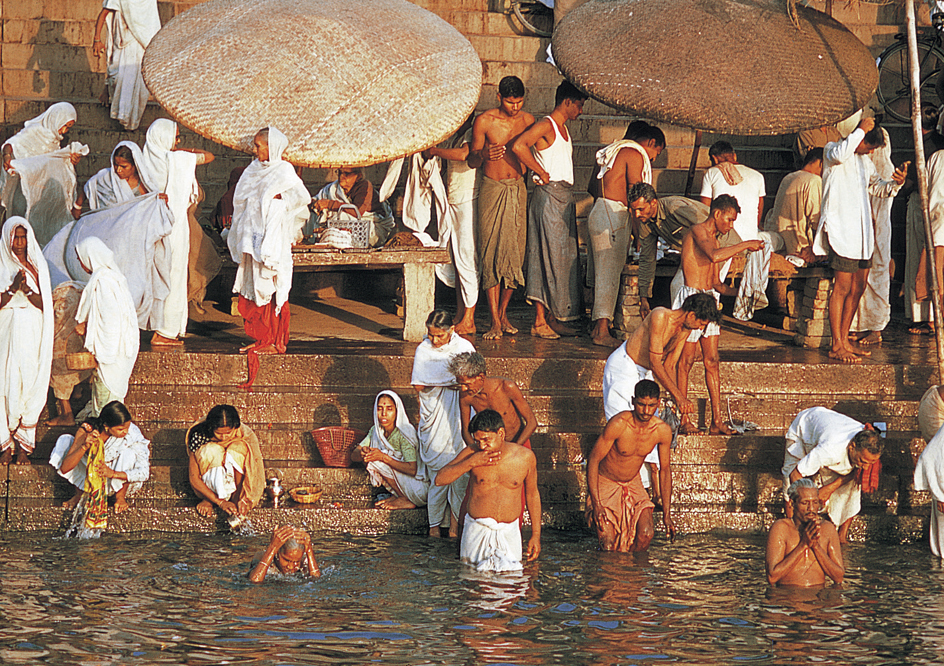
[186,404,265,522]
[249,525,321,583]
[49,400,150,514]
[435,409,541,572]
[351,390,429,510]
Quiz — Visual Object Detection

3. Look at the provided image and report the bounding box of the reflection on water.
[0,531,943,664]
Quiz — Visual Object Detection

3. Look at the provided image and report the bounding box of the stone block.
[4,18,92,45]
[796,317,830,337]
[33,0,100,21]
[1,0,45,20]
[2,42,94,72]
[2,68,102,100]
[794,332,831,348]
[801,294,829,311]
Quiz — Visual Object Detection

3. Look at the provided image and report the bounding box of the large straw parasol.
[551,0,878,135]
[142,0,482,167]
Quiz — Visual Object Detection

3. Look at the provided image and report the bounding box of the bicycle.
[510,0,553,37]
[876,18,944,123]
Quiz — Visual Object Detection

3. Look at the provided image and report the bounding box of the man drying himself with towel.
[512,80,588,340]
[672,195,765,435]
[249,525,320,583]
[435,409,541,572]
[782,407,884,543]
[766,478,844,587]
[588,379,674,552]
[468,76,533,340]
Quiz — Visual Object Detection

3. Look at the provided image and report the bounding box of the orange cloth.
[238,295,290,389]
[855,458,882,494]
[586,472,655,552]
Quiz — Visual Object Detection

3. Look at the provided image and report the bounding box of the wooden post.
[684,129,703,197]
[906,0,944,380]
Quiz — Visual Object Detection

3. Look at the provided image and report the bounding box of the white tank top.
[532,116,573,185]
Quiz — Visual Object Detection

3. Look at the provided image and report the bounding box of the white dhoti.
[852,193,893,333]
[201,451,244,502]
[366,460,429,507]
[426,464,469,528]
[919,386,944,442]
[49,432,146,496]
[448,198,479,309]
[460,515,523,572]
[916,425,944,557]
[906,192,935,323]
[587,197,630,323]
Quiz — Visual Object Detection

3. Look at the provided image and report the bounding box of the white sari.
[102,0,161,131]
[362,390,429,506]
[84,141,149,211]
[0,218,53,453]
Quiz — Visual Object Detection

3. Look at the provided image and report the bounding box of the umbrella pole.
[906,0,944,380]
[684,130,703,197]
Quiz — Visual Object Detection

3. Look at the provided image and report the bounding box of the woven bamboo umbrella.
[141,0,482,168]
[551,0,878,136]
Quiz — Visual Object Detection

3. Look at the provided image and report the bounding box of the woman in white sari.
[0,218,53,465]
[411,309,475,537]
[351,390,429,509]
[74,141,154,215]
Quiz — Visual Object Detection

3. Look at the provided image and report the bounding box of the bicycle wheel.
[512,0,553,38]
[877,38,944,123]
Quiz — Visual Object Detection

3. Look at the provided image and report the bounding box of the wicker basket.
[311,427,366,468]
[66,352,97,371]
[290,486,324,504]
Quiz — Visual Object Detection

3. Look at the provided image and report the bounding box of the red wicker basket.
[311,427,366,467]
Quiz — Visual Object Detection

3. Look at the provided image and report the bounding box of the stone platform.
[0,287,938,543]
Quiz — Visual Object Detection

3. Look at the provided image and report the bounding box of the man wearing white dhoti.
[92,0,161,132]
[915,423,944,557]
[351,390,429,510]
[49,401,149,513]
[919,385,944,442]
[1,103,88,247]
[851,128,897,346]
[782,407,884,543]
[411,310,476,537]
[72,238,139,420]
[813,117,905,364]
[228,127,309,388]
[0,218,53,465]
[138,119,214,346]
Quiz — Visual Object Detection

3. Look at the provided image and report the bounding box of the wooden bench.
[292,246,451,342]
[613,254,834,348]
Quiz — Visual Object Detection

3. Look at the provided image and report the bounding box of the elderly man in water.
[248,525,320,583]
[766,479,844,587]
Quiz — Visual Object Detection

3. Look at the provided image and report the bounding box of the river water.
[1,529,943,665]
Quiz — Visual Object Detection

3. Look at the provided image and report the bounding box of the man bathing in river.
[249,525,320,583]
[436,410,541,572]
[588,379,674,552]
[766,478,844,587]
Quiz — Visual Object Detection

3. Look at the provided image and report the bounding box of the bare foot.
[190,300,207,315]
[239,342,259,354]
[856,331,882,346]
[114,497,130,514]
[910,324,935,336]
[151,334,183,346]
[196,500,215,517]
[829,348,862,364]
[62,491,84,509]
[254,344,278,355]
[483,324,503,340]
[531,323,560,339]
[454,321,476,336]
[709,421,737,435]
[376,495,416,510]
[678,421,701,435]
[46,413,75,427]
[591,331,620,347]
[0,449,11,465]
[428,526,442,538]
[14,449,30,465]
[548,319,578,337]
[500,318,518,335]
[851,344,872,357]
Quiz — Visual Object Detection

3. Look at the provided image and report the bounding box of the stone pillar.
[613,264,642,339]
[793,276,832,348]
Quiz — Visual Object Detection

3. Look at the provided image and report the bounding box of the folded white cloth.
[460,515,523,572]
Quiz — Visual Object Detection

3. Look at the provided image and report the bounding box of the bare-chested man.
[468,76,534,339]
[588,379,674,552]
[435,410,541,571]
[672,195,764,435]
[588,124,666,346]
[766,479,844,587]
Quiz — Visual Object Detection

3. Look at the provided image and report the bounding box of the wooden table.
[292,246,450,341]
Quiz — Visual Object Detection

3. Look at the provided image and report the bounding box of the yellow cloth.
[84,432,108,530]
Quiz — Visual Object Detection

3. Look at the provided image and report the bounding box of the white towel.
[460,515,523,572]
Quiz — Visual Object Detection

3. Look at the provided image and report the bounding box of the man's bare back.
[623,307,690,374]
[600,147,650,206]
[469,106,534,181]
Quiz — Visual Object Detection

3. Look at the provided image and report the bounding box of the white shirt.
[699,163,765,241]
[784,407,863,478]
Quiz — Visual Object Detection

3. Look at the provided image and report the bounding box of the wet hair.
[498,76,525,99]
[281,537,302,554]
[922,104,940,131]
[802,147,824,168]
[469,409,505,434]
[112,145,137,171]
[710,193,741,216]
[425,309,453,330]
[81,416,104,433]
[863,125,886,148]
[708,141,736,159]
[634,379,660,400]
[555,80,588,106]
[627,182,657,204]
[787,477,818,504]
[680,292,722,325]
[639,124,666,149]
[449,351,486,378]
[99,401,132,429]
[852,429,884,455]
[623,120,651,141]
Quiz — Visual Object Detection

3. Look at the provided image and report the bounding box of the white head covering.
[74,236,139,399]
[84,140,156,210]
[370,390,418,456]
[138,118,178,192]
[3,102,77,159]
